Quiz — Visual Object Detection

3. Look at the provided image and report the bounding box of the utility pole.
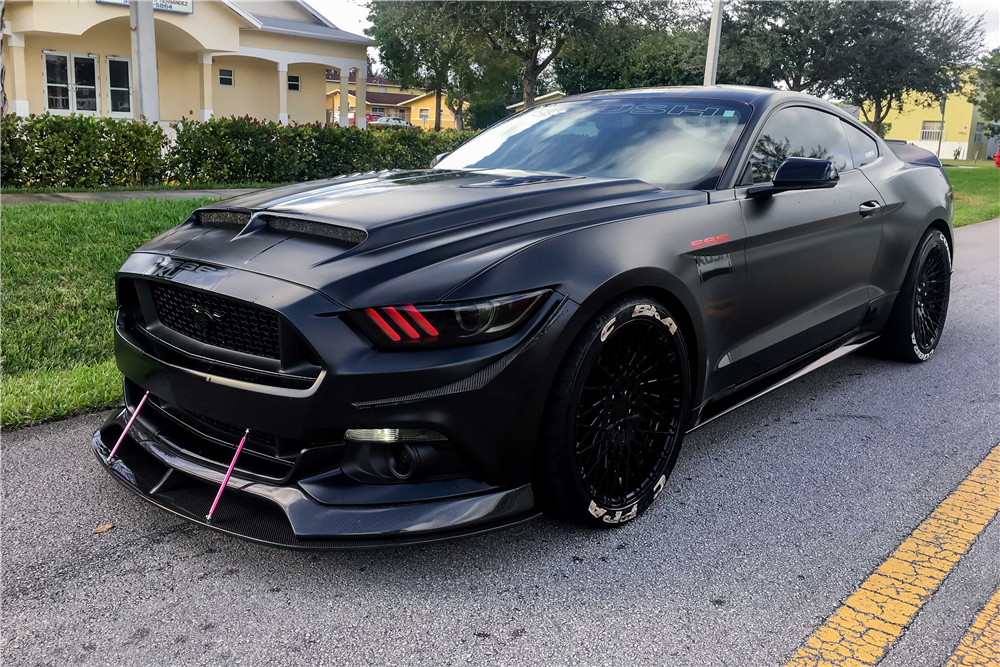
[130,0,159,122]
[703,0,724,86]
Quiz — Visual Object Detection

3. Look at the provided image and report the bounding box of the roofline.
[399,91,438,105]
[223,1,262,28]
[296,0,338,28]
[257,25,373,45]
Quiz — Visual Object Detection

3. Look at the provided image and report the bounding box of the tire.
[536,294,692,527]
[879,228,952,363]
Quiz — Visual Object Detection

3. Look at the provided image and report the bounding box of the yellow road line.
[784,443,1000,667]
[942,585,1000,667]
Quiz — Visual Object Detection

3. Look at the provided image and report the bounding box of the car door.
[734,105,883,376]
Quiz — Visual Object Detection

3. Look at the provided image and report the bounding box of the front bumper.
[92,407,539,550]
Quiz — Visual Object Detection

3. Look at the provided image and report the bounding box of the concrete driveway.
[3,220,997,667]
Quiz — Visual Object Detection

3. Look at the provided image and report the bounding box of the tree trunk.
[521,65,537,110]
[451,101,464,132]
[434,88,442,132]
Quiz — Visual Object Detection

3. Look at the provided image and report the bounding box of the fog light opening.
[388,443,418,480]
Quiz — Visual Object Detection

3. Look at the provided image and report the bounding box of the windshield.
[436,98,751,190]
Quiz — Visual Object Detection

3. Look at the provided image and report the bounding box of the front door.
[734,105,883,376]
[43,52,100,116]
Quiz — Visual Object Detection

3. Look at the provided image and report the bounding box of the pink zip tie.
[206,428,250,523]
[106,391,148,463]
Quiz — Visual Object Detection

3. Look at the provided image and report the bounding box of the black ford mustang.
[94,86,953,548]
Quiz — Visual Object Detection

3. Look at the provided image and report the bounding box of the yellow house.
[325,77,468,130]
[2,0,372,127]
[879,88,990,161]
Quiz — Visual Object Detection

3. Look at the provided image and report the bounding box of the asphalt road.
[3,220,998,667]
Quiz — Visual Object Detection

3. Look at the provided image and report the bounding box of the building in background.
[326,72,468,130]
[506,91,566,113]
[1,0,371,127]
[879,89,990,161]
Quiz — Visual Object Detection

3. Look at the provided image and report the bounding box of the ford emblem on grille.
[187,304,223,333]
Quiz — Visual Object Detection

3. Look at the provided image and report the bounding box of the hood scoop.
[196,208,367,248]
[461,174,580,189]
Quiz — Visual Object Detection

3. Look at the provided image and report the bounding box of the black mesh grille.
[198,210,252,227]
[150,282,281,360]
[196,413,276,448]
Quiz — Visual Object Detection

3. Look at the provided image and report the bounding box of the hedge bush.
[1,114,167,189]
[1,114,478,189]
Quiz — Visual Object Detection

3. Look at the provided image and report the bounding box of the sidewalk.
[1,188,262,206]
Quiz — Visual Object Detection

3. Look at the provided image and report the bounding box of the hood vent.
[260,215,367,247]
[197,210,252,228]
[462,175,578,189]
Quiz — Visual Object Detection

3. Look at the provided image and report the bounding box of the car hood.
[138,169,706,309]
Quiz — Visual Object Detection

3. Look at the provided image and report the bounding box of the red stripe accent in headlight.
[383,306,420,339]
[402,304,439,336]
[364,308,401,342]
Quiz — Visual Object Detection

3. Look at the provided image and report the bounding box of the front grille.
[197,413,276,448]
[150,282,281,360]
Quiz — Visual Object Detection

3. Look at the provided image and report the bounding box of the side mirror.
[747,157,839,198]
[430,152,451,168]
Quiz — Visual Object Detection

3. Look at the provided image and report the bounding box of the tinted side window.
[749,107,852,183]
[842,122,880,168]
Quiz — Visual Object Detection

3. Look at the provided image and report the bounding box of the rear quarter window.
[843,122,880,168]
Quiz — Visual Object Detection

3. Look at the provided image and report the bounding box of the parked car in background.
[372,117,413,128]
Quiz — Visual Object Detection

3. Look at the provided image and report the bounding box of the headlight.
[351,290,550,348]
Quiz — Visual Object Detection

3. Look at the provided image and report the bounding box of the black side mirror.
[747,157,839,198]
[430,152,451,168]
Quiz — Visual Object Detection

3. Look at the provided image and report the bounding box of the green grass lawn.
[0,199,213,428]
[0,181,286,195]
[940,158,997,168]
[1,171,998,429]
[945,167,1000,228]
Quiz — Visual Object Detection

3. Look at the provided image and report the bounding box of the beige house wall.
[287,63,328,124]
[213,56,279,122]
[238,31,366,62]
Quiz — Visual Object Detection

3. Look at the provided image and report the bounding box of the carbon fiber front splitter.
[92,410,540,551]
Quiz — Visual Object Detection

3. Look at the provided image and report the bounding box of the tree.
[451,1,608,109]
[720,1,854,93]
[829,0,983,136]
[967,48,1000,139]
[445,41,521,132]
[367,2,462,131]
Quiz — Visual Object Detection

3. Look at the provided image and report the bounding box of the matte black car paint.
[95,86,953,548]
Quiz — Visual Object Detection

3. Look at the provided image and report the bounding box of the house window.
[43,52,100,115]
[396,109,407,121]
[287,75,300,91]
[973,122,984,143]
[419,108,429,122]
[219,69,234,87]
[105,56,132,118]
[920,120,943,142]
[371,107,385,117]
[378,86,387,93]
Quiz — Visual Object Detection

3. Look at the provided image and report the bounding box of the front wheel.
[536,295,691,527]
[879,228,952,362]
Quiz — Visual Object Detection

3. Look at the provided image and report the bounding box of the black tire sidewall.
[886,229,951,363]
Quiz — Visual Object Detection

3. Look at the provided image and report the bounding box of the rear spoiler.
[884,140,942,168]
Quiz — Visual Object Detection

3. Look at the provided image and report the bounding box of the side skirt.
[688,332,879,432]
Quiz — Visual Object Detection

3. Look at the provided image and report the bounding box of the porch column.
[277,63,289,124]
[338,70,349,126]
[7,32,29,117]
[129,0,160,122]
[355,65,367,129]
[198,52,213,121]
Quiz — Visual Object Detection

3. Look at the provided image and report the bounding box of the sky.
[309,0,1000,56]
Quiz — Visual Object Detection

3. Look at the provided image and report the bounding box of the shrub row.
[1,114,168,189]
[1,114,479,189]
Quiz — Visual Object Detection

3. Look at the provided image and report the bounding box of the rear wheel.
[536,295,691,527]
[880,228,952,362]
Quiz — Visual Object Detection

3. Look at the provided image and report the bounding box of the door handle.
[859,201,881,218]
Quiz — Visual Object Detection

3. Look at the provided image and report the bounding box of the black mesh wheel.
[537,295,691,527]
[879,228,952,363]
